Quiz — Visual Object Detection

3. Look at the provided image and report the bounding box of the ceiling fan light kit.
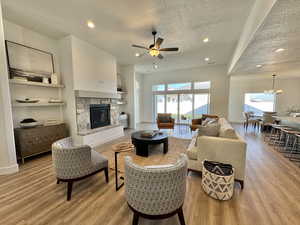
[149,48,160,57]
[132,30,179,60]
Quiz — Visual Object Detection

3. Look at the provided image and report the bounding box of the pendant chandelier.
[264,74,283,95]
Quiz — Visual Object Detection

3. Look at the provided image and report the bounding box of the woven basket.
[201,160,235,201]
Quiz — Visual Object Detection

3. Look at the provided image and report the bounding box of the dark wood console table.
[14,123,68,163]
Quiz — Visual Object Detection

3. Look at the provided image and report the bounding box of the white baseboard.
[0,163,19,175]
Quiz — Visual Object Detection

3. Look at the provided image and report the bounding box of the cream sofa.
[186,118,247,189]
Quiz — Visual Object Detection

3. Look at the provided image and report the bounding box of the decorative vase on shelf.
[42,77,49,84]
[51,73,58,85]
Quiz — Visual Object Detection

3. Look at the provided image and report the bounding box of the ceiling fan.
[132,31,179,59]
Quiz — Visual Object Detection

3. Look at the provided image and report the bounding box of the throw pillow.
[206,119,218,125]
[219,127,238,139]
[197,123,221,137]
[202,118,217,126]
[186,147,198,160]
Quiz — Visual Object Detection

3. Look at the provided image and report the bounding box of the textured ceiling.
[231,0,300,75]
[1,0,255,73]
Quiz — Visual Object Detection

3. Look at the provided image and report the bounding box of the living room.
[0,0,300,225]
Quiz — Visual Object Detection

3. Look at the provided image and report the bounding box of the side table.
[112,142,134,191]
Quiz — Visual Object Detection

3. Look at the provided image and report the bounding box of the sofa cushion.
[219,127,238,139]
[197,123,221,137]
[186,146,198,160]
[218,118,238,139]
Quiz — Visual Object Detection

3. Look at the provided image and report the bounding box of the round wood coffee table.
[131,131,168,157]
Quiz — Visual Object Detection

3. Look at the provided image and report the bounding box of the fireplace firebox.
[90,104,111,129]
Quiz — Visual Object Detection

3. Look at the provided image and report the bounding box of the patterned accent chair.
[125,153,188,225]
[157,113,175,130]
[52,137,109,201]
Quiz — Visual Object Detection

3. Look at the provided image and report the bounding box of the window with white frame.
[153,81,211,123]
[244,93,276,116]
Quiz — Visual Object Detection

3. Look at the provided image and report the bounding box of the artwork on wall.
[5,40,55,82]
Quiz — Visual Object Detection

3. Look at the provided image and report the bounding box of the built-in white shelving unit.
[9,79,65,88]
[12,102,65,108]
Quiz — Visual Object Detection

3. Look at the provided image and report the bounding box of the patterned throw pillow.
[202,118,217,126]
[197,123,221,137]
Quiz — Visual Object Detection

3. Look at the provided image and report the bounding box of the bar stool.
[275,127,295,152]
[282,129,300,153]
[263,123,275,142]
[268,125,289,146]
[288,134,300,163]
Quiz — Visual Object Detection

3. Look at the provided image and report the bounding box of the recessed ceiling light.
[275,48,285,53]
[203,38,209,43]
[204,57,210,61]
[135,53,140,57]
[256,64,262,68]
[87,20,95,29]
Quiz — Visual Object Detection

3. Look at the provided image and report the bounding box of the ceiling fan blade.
[157,54,164,59]
[155,38,164,48]
[160,47,179,51]
[132,44,149,50]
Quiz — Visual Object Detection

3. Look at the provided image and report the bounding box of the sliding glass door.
[179,94,193,123]
[194,94,210,118]
[153,82,210,123]
[166,94,178,122]
[155,95,165,114]
[154,93,210,124]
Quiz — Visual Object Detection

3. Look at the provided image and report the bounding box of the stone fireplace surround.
[76,97,120,135]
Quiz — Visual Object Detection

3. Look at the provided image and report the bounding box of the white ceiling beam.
[227,0,277,75]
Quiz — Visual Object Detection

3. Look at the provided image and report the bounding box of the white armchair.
[125,153,188,225]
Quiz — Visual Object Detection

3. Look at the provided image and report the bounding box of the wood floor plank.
[0,124,299,225]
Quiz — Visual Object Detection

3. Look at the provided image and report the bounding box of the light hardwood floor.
[0,124,300,225]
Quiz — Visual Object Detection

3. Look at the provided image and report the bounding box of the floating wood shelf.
[9,79,65,88]
[12,102,65,107]
[117,91,127,94]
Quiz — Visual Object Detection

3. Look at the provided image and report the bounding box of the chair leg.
[238,180,244,189]
[177,207,186,225]
[67,181,73,201]
[104,167,109,183]
[132,212,139,225]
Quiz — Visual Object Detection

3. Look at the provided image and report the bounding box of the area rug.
[96,136,190,173]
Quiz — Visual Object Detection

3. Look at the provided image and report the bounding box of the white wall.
[141,65,230,122]
[59,35,120,144]
[0,4,18,174]
[59,36,78,142]
[135,72,144,124]
[3,20,63,127]
[71,36,117,93]
[228,75,300,122]
[119,65,136,128]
